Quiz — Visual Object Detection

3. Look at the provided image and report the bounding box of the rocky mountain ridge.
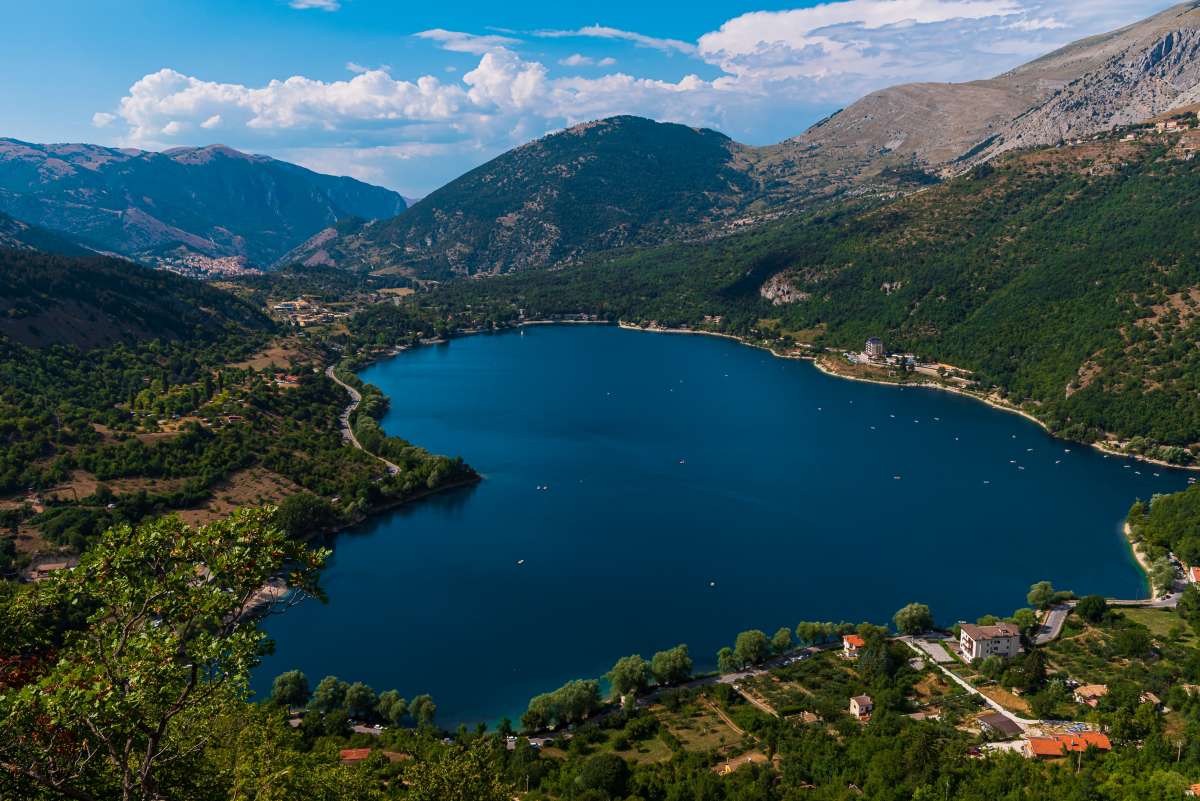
[0,139,406,272]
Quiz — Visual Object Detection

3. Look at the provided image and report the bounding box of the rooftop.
[960,622,1020,640]
[1025,732,1111,756]
[843,634,866,647]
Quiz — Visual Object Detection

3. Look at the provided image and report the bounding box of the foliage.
[522,680,602,731]
[649,644,692,686]
[606,655,650,698]
[893,602,935,635]
[0,508,325,801]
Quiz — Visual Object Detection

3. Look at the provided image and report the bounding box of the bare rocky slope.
[0,140,406,271]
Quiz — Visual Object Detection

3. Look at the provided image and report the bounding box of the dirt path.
[325,365,401,475]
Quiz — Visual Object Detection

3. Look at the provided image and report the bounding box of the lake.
[256,324,1187,725]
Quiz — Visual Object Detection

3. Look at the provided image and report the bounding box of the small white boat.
[516,559,525,566]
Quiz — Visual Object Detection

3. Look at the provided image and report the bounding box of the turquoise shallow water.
[256,324,1187,725]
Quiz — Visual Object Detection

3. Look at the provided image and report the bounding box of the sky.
[0,0,1178,195]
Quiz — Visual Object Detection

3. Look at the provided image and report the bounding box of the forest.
[419,137,1200,463]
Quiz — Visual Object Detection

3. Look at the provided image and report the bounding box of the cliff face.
[984,25,1200,158]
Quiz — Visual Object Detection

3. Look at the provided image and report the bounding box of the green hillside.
[0,249,273,349]
[430,133,1200,463]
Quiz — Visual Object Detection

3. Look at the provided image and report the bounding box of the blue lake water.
[256,324,1188,725]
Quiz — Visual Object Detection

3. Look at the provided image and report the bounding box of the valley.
[11,3,1200,799]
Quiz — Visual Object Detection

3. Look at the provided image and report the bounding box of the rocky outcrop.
[980,24,1200,160]
[759,273,810,305]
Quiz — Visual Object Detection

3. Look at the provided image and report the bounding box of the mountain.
[0,248,273,349]
[0,209,91,256]
[282,116,770,277]
[288,3,1200,279]
[776,2,1200,177]
[441,126,1200,463]
[0,139,406,273]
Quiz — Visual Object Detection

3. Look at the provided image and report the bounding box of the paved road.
[1033,604,1070,645]
[325,365,401,475]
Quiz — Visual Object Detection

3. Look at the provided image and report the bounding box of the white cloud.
[534,24,696,54]
[289,0,340,10]
[415,29,521,55]
[95,0,1176,191]
[559,54,620,67]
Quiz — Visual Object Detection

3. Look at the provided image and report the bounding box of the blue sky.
[0,0,1176,194]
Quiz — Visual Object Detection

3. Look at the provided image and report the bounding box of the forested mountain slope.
[0,249,272,348]
[283,117,763,277]
[0,139,405,271]
[432,129,1200,462]
[0,209,90,256]
[285,4,1200,280]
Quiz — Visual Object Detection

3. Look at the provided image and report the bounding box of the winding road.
[325,365,401,475]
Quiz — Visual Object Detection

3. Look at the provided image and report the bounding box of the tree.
[650,644,692,686]
[271,670,311,707]
[771,626,793,654]
[1076,595,1108,623]
[274,492,340,539]
[893,603,934,635]
[0,508,325,801]
[1027,581,1070,609]
[734,629,770,667]
[576,752,630,798]
[1150,558,1176,596]
[344,681,378,720]
[607,655,650,698]
[309,676,350,715]
[410,694,438,727]
[1010,608,1040,637]
[717,647,739,674]
[406,740,512,801]
[375,690,408,726]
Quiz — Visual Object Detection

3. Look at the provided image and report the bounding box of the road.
[1033,604,1070,645]
[325,365,401,475]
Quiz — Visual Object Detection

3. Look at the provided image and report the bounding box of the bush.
[1075,595,1107,623]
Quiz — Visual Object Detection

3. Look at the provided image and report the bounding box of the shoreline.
[614,321,1198,473]
[1122,521,1155,598]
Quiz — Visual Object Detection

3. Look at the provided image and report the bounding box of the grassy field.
[1120,607,1196,646]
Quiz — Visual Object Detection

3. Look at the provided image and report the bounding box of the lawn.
[1120,607,1196,646]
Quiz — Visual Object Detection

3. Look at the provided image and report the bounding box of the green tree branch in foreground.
[0,508,327,801]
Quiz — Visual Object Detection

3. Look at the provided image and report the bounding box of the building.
[1024,732,1111,758]
[978,711,1022,738]
[865,337,885,361]
[959,622,1021,661]
[843,634,866,659]
[1189,566,1200,584]
[339,748,372,765]
[849,695,873,720]
[1074,684,1108,708]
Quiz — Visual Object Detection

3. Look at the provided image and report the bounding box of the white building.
[865,337,885,361]
[959,622,1020,661]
